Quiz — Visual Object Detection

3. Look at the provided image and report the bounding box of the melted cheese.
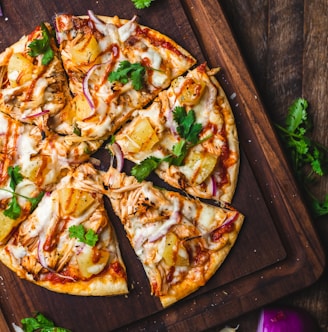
[118,19,136,42]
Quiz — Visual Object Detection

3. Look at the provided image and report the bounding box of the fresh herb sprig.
[69,224,98,246]
[28,22,54,66]
[1,166,44,219]
[108,60,146,90]
[20,312,71,332]
[131,106,205,182]
[275,98,328,217]
[131,0,155,9]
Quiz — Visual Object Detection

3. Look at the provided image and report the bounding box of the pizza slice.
[0,22,71,131]
[114,64,240,203]
[103,167,244,307]
[0,111,102,243]
[52,11,196,139]
[0,163,128,296]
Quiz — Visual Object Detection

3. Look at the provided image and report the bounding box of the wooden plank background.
[217,0,328,330]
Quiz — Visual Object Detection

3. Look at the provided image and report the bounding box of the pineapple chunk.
[7,53,34,87]
[58,188,95,217]
[21,155,56,185]
[182,150,218,185]
[178,78,205,106]
[124,117,159,153]
[73,94,93,121]
[162,232,189,267]
[71,35,101,65]
[77,246,110,278]
[0,211,20,243]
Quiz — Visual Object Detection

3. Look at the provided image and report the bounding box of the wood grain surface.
[218,0,328,331]
[0,0,327,331]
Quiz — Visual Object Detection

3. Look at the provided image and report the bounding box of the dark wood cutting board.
[0,0,325,331]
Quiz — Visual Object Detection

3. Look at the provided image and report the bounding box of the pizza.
[0,22,71,131]
[0,164,128,296]
[0,111,102,243]
[115,63,240,203]
[103,167,244,307]
[0,11,244,306]
[51,11,196,139]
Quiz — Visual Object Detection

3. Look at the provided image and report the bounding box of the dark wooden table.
[0,0,327,331]
[217,0,328,330]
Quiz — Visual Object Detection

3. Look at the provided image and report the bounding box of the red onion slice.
[37,235,75,282]
[209,175,217,196]
[110,142,124,172]
[87,10,108,35]
[219,211,239,230]
[82,64,100,111]
[24,109,50,119]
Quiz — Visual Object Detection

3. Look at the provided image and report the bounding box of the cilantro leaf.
[108,61,146,90]
[3,196,21,219]
[311,195,328,217]
[28,22,54,65]
[173,107,202,144]
[285,98,308,133]
[275,97,328,218]
[131,156,162,182]
[1,166,44,219]
[69,225,98,246]
[131,0,155,9]
[29,191,45,212]
[8,165,23,191]
[170,140,188,166]
[131,106,205,181]
[21,312,71,332]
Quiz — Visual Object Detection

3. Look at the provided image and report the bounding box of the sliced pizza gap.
[114,63,240,203]
[52,11,196,140]
[0,163,128,296]
[103,166,244,307]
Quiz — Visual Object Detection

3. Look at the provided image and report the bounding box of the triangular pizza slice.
[0,111,102,243]
[0,22,71,131]
[103,167,244,307]
[52,11,196,139]
[115,64,240,203]
[0,163,128,296]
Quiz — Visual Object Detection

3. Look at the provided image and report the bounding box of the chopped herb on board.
[131,0,155,9]
[19,312,72,332]
[275,98,328,217]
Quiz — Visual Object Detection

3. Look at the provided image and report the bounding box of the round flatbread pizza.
[0,11,244,306]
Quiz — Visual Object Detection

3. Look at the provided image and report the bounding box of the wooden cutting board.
[0,0,325,331]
